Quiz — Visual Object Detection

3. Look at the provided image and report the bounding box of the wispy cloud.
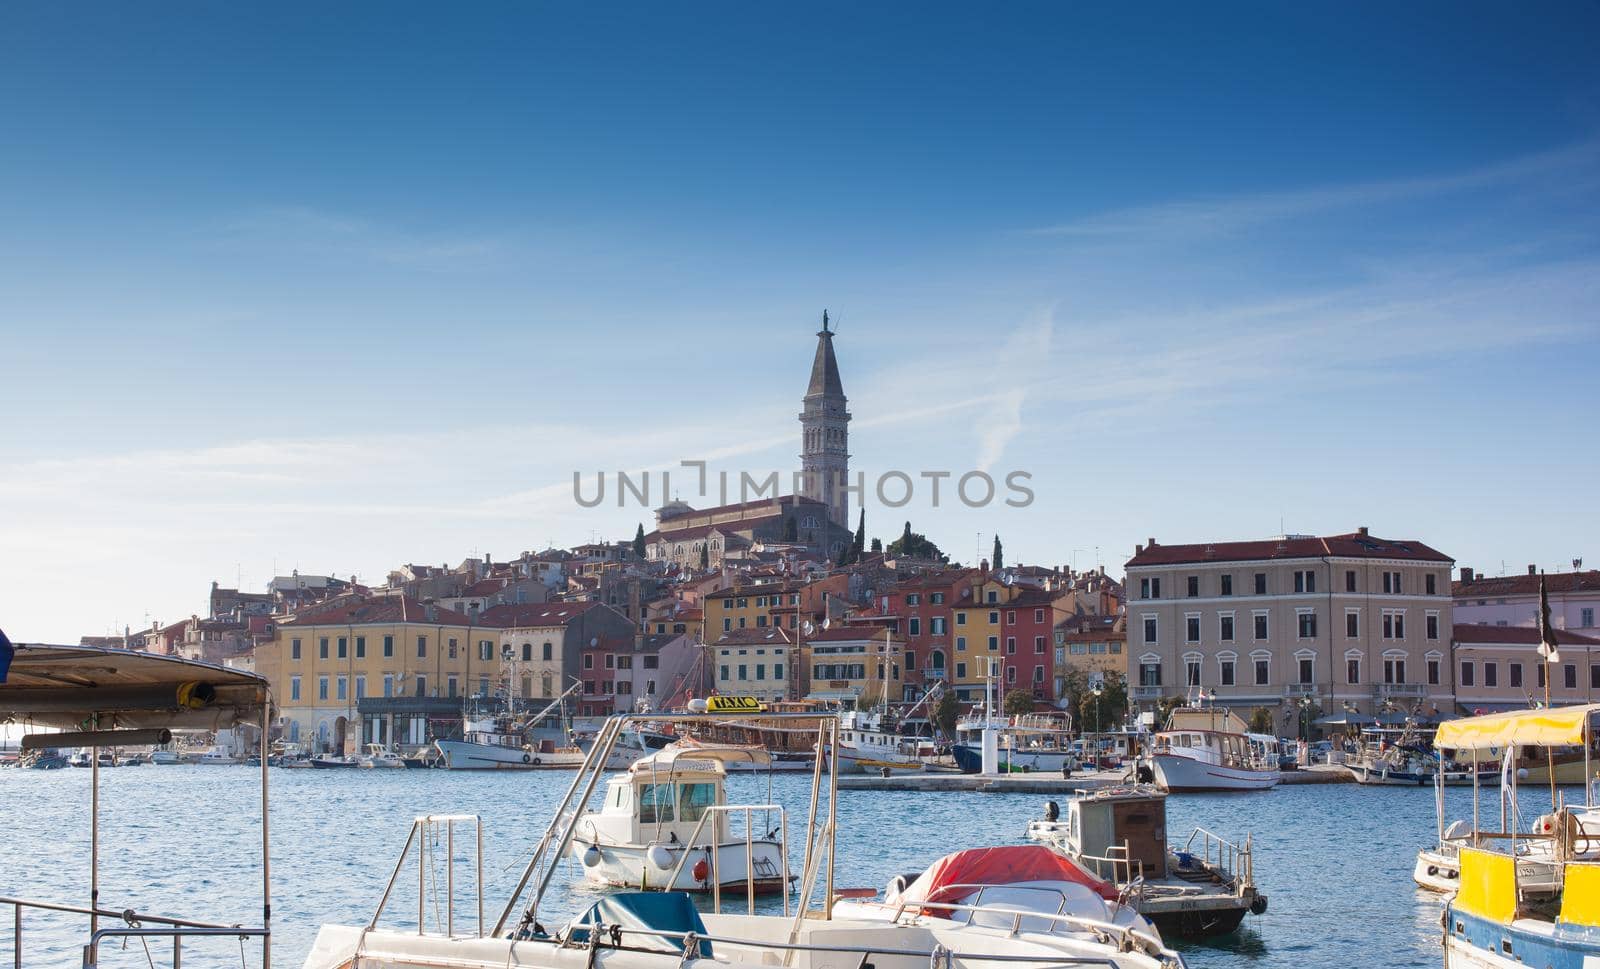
[227,206,508,271]
[1026,140,1600,239]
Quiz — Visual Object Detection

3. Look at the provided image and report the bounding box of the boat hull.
[1149,754,1278,792]
[1414,848,1460,892]
[831,747,924,775]
[1444,907,1600,968]
[952,744,1076,774]
[434,739,636,770]
[569,838,790,894]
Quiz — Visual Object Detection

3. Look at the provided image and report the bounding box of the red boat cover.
[893,845,1120,912]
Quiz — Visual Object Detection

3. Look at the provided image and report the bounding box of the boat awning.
[1435,703,1600,751]
[0,643,270,730]
[1314,713,1376,727]
[635,743,772,771]
[889,845,1119,908]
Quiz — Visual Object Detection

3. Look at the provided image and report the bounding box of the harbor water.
[0,766,1563,967]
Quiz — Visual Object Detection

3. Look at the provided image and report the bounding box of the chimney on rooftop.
[1135,544,1144,556]
[1147,537,1156,547]
[1529,564,1538,576]
[1460,567,1474,583]
[1358,526,1369,537]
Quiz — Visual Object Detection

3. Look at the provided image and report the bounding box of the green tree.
[1248,707,1276,735]
[632,523,646,558]
[932,689,961,737]
[1076,675,1128,734]
[781,516,798,542]
[992,535,1004,572]
[852,509,866,560]
[1003,689,1035,716]
[886,521,947,562]
[870,537,883,554]
[1155,694,1184,728]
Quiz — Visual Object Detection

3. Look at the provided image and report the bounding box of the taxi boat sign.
[706,696,766,714]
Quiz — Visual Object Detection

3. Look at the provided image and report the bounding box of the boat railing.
[663,803,791,916]
[1072,845,1144,886]
[366,814,485,939]
[887,889,1185,966]
[1180,828,1252,889]
[1,895,269,969]
[589,922,1186,968]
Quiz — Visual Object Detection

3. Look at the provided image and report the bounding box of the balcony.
[1374,683,1426,699]
[1131,685,1166,701]
[1283,683,1320,697]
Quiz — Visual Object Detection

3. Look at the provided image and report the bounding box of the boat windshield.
[679,782,717,821]
[638,783,676,823]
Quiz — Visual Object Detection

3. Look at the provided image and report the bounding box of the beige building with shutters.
[1123,528,1454,735]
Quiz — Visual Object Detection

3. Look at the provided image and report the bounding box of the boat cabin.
[1068,789,1169,881]
[587,747,748,846]
[1152,729,1257,770]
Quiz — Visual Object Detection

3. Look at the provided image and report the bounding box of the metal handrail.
[1180,827,1252,888]
[659,803,791,916]
[5,896,266,969]
[84,926,268,969]
[367,815,484,938]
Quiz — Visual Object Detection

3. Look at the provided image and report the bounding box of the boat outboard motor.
[1043,800,1060,822]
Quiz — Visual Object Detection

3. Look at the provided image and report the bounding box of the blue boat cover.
[567,892,713,957]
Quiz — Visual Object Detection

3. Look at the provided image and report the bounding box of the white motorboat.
[953,713,1080,774]
[828,709,925,775]
[1026,787,1266,937]
[1144,708,1278,792]
[302,710,1188,969]
[197,746,242,765]
[569,744,791,894]
[360,743,407,769]
[150,747,181,765]
[436,681,641,770]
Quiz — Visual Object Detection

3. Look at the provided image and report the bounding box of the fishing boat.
[309,752,359,768]
[1144,707,1279,793]
[1025,787,1266,937]
[568,744,791,893]
[1432,703,1600,967]
[302,710,1189,969]
[830,708,926,774]
[435,681,640,770]
[360,743,407,769]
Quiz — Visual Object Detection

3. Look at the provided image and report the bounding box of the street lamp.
[1091,685,1104,760]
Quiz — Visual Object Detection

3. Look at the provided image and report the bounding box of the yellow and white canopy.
[1435,703,1600,751]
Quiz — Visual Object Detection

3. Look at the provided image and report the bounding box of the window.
[604,655,615,669]
[956,613,967,626]
[1298,612,1317,638]
[1346,612,1359,638]
[1426,574,1437,595]
[1460,661,1474,687]
[1220,660,1236,686]
[1483,662,1497,687]
[1254,614,1268,640]
[931,617,946,635]
[1254,573,1267,595]
[1254,658,1270,685]
[1293,570,1315,594]
[1565,664,1577,689]
[383,635,394,657]
[1345,570,1356,593]
[906,594,921,606]
[1143,618,1158,644]
[909,617,921,636]
[354,675,366,698]
[723,618,732,632]
[1006,666,1017,684]
[479,640,493,661]
[1298,658,1314,684]
[643,656,658,669]
[987,636,998,651]
[416,636,426,658]
[1510,663,1523,689]
[1185,660,1201,687]
[290,676,301,701]
[1035,609,1046,624]
[1006,611,1016,625]
[319,637,329,659]
[638,783,676,824]
[719,665,729,681]
[1185,616,1201,643]
[988,611,1000,625]
[1383,612,1404,640]
[1583,608,1596,628]
[1426,614,1439,640]
[584,654,594,670]
[1220,574,1233,596]
[987,590,998,604]
[522,643,533,661]
[337,637,347,659]
[931,593,945,605]
[755,664,765,680]
[1220,615,1235,641]
[1346,658,1360,684]
[956,636,967,651]
[318,676,328,700]
[774,664,783,680]
[1383,571,1402,594]
[291,638,302,660]
[1035,636,1046,654]
[956,662,967,679]
[1140,577,1161,599]
[1139,662,1162,686]
[1186,576,1199,598]
[383,674,393,697]
[1005,637,1016,654]
[1384,657,1406,684]
[1428,660,1440,686]
[414,675,427,697]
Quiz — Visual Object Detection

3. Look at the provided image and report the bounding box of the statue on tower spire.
[822,309,829,333]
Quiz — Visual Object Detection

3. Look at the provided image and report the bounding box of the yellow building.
[946,578,1009,698]
[703,584,805,636]
[255,594,496,754]
[805,627,905,706]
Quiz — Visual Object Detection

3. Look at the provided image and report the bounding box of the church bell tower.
[800,310,851,530]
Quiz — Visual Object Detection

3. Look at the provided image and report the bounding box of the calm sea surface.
[0,766,1563,968]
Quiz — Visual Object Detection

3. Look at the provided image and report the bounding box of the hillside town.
[71,319,1600,757]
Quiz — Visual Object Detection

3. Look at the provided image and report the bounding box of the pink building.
[1453,566,1600,633]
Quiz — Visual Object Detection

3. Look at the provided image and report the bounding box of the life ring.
[532,756,543,766]
[1426,866,1438,876]
[522,752,532,765]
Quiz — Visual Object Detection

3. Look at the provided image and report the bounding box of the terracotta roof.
[1125,531,1452,568]
[462,577,510,596]
[478,601,600,628]
[285,594,480,627]
[713,627,795,646]
[893,569,978,591]
[1451,624,1600,647]
[1453,570,1600,598]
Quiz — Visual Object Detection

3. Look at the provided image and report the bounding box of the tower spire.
[800,311,851,534]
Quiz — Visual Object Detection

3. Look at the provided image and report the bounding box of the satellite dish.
[802,621,816,636]
[590,637,598,647]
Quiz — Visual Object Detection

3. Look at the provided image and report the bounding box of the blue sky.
[2,3,1598,641]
